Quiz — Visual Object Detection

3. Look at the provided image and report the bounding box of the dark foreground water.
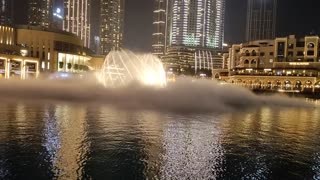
[0,103,320,179]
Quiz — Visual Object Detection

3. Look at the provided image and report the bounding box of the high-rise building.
[100,0,124,55]
[63,0,91,47]
[52,0,64,29]
[0,0,13,25]
[246,0,277,42]
[27,0,63,29]
[152,0,168,56]
[28,0,53,28]
[152,0,225,56]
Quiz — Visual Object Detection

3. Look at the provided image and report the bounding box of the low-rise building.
[0,25,97,79]
[0,25,40,79]
[227,35,320,92]
[16,25,92,73]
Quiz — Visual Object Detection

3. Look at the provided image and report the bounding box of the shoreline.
[252,89,320,99]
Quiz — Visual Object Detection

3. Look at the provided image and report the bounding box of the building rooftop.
[14,25,78,38]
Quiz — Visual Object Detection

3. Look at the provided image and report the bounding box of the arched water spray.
[96,50,167,88]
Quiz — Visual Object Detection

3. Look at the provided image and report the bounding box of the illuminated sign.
[53,8,63,19]
[289,62,310,66]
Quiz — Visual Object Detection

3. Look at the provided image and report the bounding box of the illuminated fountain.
[97,50,167,88]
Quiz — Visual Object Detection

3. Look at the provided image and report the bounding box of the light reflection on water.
[0,103,319,179]
[160,115,224,179]
[43,105,90,179]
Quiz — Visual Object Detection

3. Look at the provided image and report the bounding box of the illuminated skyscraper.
[100,0,124,54]
[28,0,53,28]
[63,0,91,47]
[152,0,168,56]
[152,0,225,55]
[0,0,13,25]
[246,0,277,41]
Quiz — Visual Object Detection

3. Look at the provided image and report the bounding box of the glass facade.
[58,53,90,73]
[246,0,277,41]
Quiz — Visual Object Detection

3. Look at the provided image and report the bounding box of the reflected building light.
[42,105,90,179]
[160,116,224,179]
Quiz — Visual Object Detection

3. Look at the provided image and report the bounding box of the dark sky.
[13,0,320,52]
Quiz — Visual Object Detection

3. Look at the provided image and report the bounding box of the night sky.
[13,0,320,52]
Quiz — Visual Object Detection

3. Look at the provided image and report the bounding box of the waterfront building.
[0,26,39,79]
[15,25,91,73]
[0,25,100,79]
[100,0,124,55]
[246,0,277,42]
[0,0,13,26]
[63,0,91,47]
[226,35,320,92]
[0,54,40,79]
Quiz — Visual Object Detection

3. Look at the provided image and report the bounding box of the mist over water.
[0,78,313,113]
[0,78,319,179]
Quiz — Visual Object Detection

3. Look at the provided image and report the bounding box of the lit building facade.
[227,35,320,92]
[63,0,91,47]
[152,0,225,56]
[28,0,53,28]
[152,0,168,56]
[0,54,40,79]
[246,0,277,42]
[16,25,91,73]
[0,26,39,79]
[162,46,224,77]
[0,0,13,26]
[100,0,124,55]
[169,0,225,48]
[0,26,14,46]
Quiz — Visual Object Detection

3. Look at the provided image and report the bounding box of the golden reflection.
[277,108,314,139]
[43,105,90,179]
[260,107,272,133]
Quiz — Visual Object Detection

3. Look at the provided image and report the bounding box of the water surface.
[0,103,319,179]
